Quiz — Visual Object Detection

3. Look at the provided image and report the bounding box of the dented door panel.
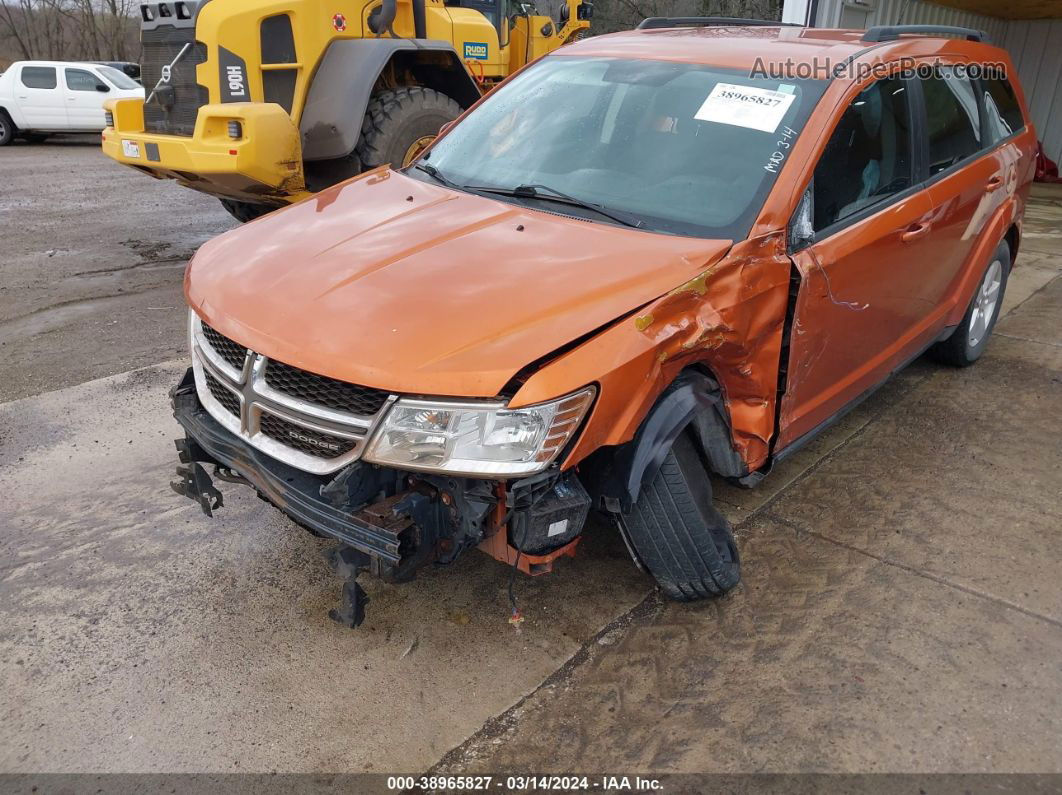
[777,191,937,449]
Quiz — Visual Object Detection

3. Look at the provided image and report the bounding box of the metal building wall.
[811,0,1009,40]
[1003,19,1062,163]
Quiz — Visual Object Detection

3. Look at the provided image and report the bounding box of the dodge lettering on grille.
[287,430,341,452]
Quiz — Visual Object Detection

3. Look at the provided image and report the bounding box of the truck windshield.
[416,56,826,239]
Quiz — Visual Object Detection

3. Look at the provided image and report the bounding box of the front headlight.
[363,387,596,477]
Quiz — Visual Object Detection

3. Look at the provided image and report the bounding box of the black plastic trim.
[592,371,745,513]
[863,24,987,43]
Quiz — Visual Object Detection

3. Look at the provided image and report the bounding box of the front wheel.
[0,111,15,146]
[623,429,740,601]
[218,198,274,224]
[930,240,1010,367]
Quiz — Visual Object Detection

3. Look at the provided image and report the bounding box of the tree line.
[0,0,139,66]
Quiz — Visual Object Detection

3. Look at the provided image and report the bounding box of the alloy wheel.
[968,259,1002,347]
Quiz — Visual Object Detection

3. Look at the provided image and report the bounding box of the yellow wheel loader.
[101,0,591,221]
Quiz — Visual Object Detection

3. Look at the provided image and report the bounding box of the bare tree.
[0,0,138,65]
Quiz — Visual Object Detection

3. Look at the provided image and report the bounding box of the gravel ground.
[0,135,234,402]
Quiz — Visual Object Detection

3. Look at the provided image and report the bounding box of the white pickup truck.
[0,60,144,145]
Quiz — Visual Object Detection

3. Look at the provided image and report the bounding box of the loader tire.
[219,198,273,224]
[623,429,741,601]
[356,87,463,170]
[0,110,15,146]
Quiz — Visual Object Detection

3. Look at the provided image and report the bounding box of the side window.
[65,68,107,92]
[20,66,57,90]
[982,73,1025,142]
[922,67,981,175]
[812,76,912,232]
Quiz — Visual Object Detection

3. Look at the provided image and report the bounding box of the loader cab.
[445,0,512,51]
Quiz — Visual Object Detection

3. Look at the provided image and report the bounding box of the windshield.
[417,56,826,239]
[98,65,139,90]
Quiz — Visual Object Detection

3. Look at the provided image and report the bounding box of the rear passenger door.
[14,65,67,128]
[914,64,1009,306]
[777,73,936,448]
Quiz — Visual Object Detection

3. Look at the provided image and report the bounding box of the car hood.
[187,169,732,398]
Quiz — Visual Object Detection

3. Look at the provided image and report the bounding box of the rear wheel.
[623,429,740,601]
[0,111,15,146]
[930,240,1010,367]
[356,87,463,171]
[218,198,274,224]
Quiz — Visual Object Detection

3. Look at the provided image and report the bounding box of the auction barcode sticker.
[694,83,796,133]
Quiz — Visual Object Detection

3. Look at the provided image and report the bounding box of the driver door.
[777,73,937,448]
[62,68,109,130]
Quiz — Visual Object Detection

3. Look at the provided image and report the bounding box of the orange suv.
[170,19,1035,625]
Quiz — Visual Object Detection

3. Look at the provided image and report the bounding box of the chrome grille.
[190,313,396,474]
[259,413,357,459]
[265,360,390,416]
[201,324,248,372]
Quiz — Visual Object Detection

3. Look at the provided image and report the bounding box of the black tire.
[930,240,1010,367]
[623,429,741,601]
[0,111,15,146]
[218,198,274,223]
[356,87,463,170]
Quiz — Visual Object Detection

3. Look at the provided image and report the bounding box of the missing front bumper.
[171,367,406,564]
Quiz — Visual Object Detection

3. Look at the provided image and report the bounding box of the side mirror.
[96,83,110,92]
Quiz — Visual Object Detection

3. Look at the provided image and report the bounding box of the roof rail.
[862,24,988,43]
[636,16,801,30]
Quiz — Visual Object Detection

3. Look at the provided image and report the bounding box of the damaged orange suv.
[170,19,1035,626]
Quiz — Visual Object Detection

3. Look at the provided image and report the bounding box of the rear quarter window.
[20,66,57,90]
[982,72,1025,141]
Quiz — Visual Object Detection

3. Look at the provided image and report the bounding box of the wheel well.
[375,50,481,110]
[1004,223,1020,261]
[679,365,746,480]
[580,367,746,514]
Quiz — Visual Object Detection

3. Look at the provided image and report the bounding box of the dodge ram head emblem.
[332,13,346,32]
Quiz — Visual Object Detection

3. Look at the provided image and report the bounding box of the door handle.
[900,222,931,243]
[985,175,1004,192]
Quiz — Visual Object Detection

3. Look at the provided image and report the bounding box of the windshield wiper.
[464,183,644,229]
[411,162,463,191]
